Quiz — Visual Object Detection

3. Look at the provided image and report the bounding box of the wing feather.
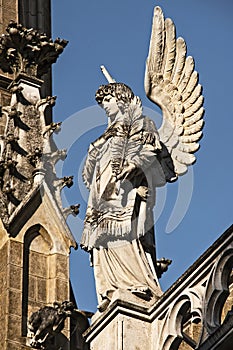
[180,131,203,143]
[172,148,196,165]
[171,38,186,85]
[177,142,200,153]
[148,6,165,74]
[178,56,194,93]
[145,6,204,176]
[183,108,204,128]
[183,96,204,118]
[173,161,188,175]
[162,18,176,80]
[183,84,202,107]
[182,71,199,101]
[183,119,204,135]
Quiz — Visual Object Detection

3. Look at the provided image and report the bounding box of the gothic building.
[0,2,232,350]
[0,1,84,349]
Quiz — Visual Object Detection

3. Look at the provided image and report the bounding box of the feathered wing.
[145,6,204,175]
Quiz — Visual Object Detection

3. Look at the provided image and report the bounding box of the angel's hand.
[104,122,123,139]
[104,127,117,140]
[136,186,149,200]
[116,163,136,181]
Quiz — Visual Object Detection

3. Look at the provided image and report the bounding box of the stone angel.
[80,6,204,312]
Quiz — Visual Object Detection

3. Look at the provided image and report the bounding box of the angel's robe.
[81,112,170,304]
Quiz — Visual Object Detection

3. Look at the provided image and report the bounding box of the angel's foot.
[97,297,110,312]
[131,287,152,301]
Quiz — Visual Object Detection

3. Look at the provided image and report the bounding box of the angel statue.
[80,6,204,312]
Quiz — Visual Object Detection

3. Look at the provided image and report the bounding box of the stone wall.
[0,233,71,349]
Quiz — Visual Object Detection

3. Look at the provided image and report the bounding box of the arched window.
[161,297,202,350]
[204,249,233,334]
[21,224,52,336]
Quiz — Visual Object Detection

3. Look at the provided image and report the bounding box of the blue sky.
[51,1,233,312]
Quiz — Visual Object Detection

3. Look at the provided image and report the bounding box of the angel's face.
[101,95,120,119]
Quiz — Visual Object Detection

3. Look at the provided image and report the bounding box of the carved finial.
[156,258,172,278]
[43,149,67,167]
[0,22,68,78]
[36,96,57,110]
[100,65,116,83]
[3,182,20,206]
[63,204,80,219]
[43,122,62,138]
[6,133,28,156]
[27,148,43,167]
[53,176,74,191]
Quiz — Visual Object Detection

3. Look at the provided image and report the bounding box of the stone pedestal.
[84,291,159,350]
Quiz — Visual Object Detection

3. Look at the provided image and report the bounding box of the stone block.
[9,240,23,267]
[0,315,7,344]
[49,254,57,278]
[28,275,36,300]
[37,277,47,302]
[6,341,27,350]
[0,269,8,295]
[0,241,8,270]
[85,298,152,350]
[5,342,18,350]
[49,253,69,280]
[29,251,47,278]
[0,291,7,317]
[56,254,69,280]
[1,9,17,28]
[8,289,22,316]
[7,314,22,342]
[2,0,17,11]
[56,278,69,301]
[90,314,151,350]
[9,264,22,290]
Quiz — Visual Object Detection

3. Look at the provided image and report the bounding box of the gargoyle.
[28,300,75,349]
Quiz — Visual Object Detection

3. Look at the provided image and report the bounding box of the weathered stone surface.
[28,275,36,301]
[8,289,22,316]
[9,240,23,267]
[56,278,69,301]
[9,264,22,290]
[0,241,8,268]
[7,314,22,342]
[29,251,48,278]
[0,267,8,295]
[37,278,47,303]
[86,301,152,350]
[56,254,69,279]
[0,321,7,348]
[0,4,78,350]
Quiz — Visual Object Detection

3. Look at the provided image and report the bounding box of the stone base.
[84,290,160,350]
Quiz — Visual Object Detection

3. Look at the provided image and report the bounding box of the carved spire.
[0,22,78,233]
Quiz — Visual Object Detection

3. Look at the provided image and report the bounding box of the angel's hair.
[95,83,134,105]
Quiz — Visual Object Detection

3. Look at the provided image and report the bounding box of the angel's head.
[95,83,134,119]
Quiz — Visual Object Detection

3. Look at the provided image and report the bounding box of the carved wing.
[144,6,204,175]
